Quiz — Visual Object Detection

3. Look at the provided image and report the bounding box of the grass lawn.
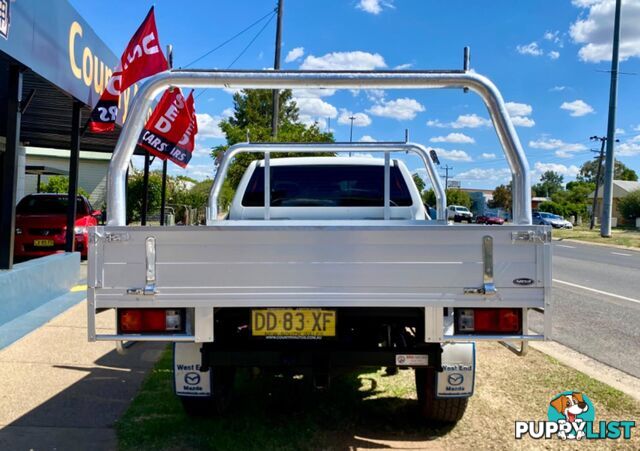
[553,225,640,249]
[117,342,640,450]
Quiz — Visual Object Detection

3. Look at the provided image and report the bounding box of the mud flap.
[436,342,475,398]
[173,343,211,397]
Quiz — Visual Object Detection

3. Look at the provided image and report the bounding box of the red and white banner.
[88,7,168,133]
[137,88,195,168]
[174,92,198,160]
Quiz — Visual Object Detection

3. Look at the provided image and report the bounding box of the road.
[529,240,640,378]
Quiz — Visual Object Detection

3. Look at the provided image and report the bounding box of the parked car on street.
[532,211,572,229]
[447,205,473,222]
[475,214,505,225]
[15,194,101,259]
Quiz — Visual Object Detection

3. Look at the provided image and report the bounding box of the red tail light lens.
[118,309,184,333]
[455,308,522,334]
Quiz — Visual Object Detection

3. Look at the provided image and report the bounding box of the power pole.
[348,115,355,156]
[589,136,606,230]
[442,165,453,189]
[271,0,284,138]
[601,0,622,237]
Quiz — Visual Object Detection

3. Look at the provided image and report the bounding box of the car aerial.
[475,214,505,225]
[532,211,572,229]
[447,205,473,223]
[14,193,101,260]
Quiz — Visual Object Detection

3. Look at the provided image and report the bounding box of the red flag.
[174,92,198,160]
[88,7,168,133]
[137,88,193,167]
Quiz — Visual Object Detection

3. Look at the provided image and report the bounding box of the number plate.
[33,239,54,247]
[251,309,336,337]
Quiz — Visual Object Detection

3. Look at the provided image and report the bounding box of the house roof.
[589,180,640,199]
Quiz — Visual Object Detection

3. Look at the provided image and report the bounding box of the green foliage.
[412,173,426,193]
[41,175,89,197]
[422,188,471,209]
[618,190,640,220]
[446,189,472,208]
[533,171,564,197]
[538,201,565,216]
[488,184,511,211]
[210,89,335,210]
[422,188,435,206]
[577,158,638,183]
[126,171,163,222]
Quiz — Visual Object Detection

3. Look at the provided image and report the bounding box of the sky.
[68,0,640,190]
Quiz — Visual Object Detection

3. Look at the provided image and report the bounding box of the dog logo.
[548,391,594,440]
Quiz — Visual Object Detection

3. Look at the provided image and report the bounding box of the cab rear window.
[242,164,413,207]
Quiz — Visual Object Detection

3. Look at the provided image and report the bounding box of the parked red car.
[14,194,101,260]
[475,215,505,225]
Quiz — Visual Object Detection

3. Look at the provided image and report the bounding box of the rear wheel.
[179,367,236,416]
[415,368,468,423]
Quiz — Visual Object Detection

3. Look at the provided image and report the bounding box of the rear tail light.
[118,308,184,333]
[455,308,522,334]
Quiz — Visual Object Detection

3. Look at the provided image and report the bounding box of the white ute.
[88,69,551,424]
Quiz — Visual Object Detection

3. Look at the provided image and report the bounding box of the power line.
[195,13,277,100]
[441,165,454,188]
[183,8,277,68]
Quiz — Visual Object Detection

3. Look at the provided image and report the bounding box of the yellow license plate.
[251,309,336,337]
[33,239,54,247]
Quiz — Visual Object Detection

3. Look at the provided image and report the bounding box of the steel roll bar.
[207,142,446,223]
[106,70,531,225]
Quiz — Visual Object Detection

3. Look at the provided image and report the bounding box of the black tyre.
[415,368,468,423]
[179,367,236,417]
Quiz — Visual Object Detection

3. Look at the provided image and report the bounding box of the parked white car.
[447,205,473,223]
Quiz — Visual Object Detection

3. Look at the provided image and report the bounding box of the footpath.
[0,302,164,450]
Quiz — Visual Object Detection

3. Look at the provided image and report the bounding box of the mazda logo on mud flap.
[513,278,534,286]
[448,373,464,386]
[184,372,200,385]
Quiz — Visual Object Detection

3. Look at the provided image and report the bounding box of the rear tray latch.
[464,235,496,296]
[127,236,157,296]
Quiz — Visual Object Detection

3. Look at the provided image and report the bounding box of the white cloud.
[616,127,626,135]
[394,63,413,70]
[634,124,640,131]
[359,135,377,142]
[291,88,336,98]
[196,113,225,139]
[529,137,588,158]
[294,97,338,119]
[533,162,580,178]
[544,30,563,44]
[300,51,386,70]
[356,0,394,14]
[571,0,640,62]
[505,102,535,128]
[430,132,475,144]
[338,109,371,127]
[367,97,425,120]
[617,141,640,156]
[505,102,533,117]
[285,47,305,63]
[517,42,544,56]
[550,85,567,92]
[432,148,473,162]
[457,168,511,182]
[481,153,497,160]
[426,113,491,129]
[511,116,536,127]
[548,50,560,59]
[560,99,595,117]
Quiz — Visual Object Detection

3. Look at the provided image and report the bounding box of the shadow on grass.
[118,350,457,450]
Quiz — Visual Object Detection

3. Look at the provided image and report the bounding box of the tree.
[126,171,163,223]
[210,89,334,209]
[577,158,638,183]
[422,188,435,206]
[41,175,89,197]
[618,189,640,220]
[538,201,565,216]
[488,184,511,211]
[412,173,426,193]
[533,171,564,197]
[422,188,471,209]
